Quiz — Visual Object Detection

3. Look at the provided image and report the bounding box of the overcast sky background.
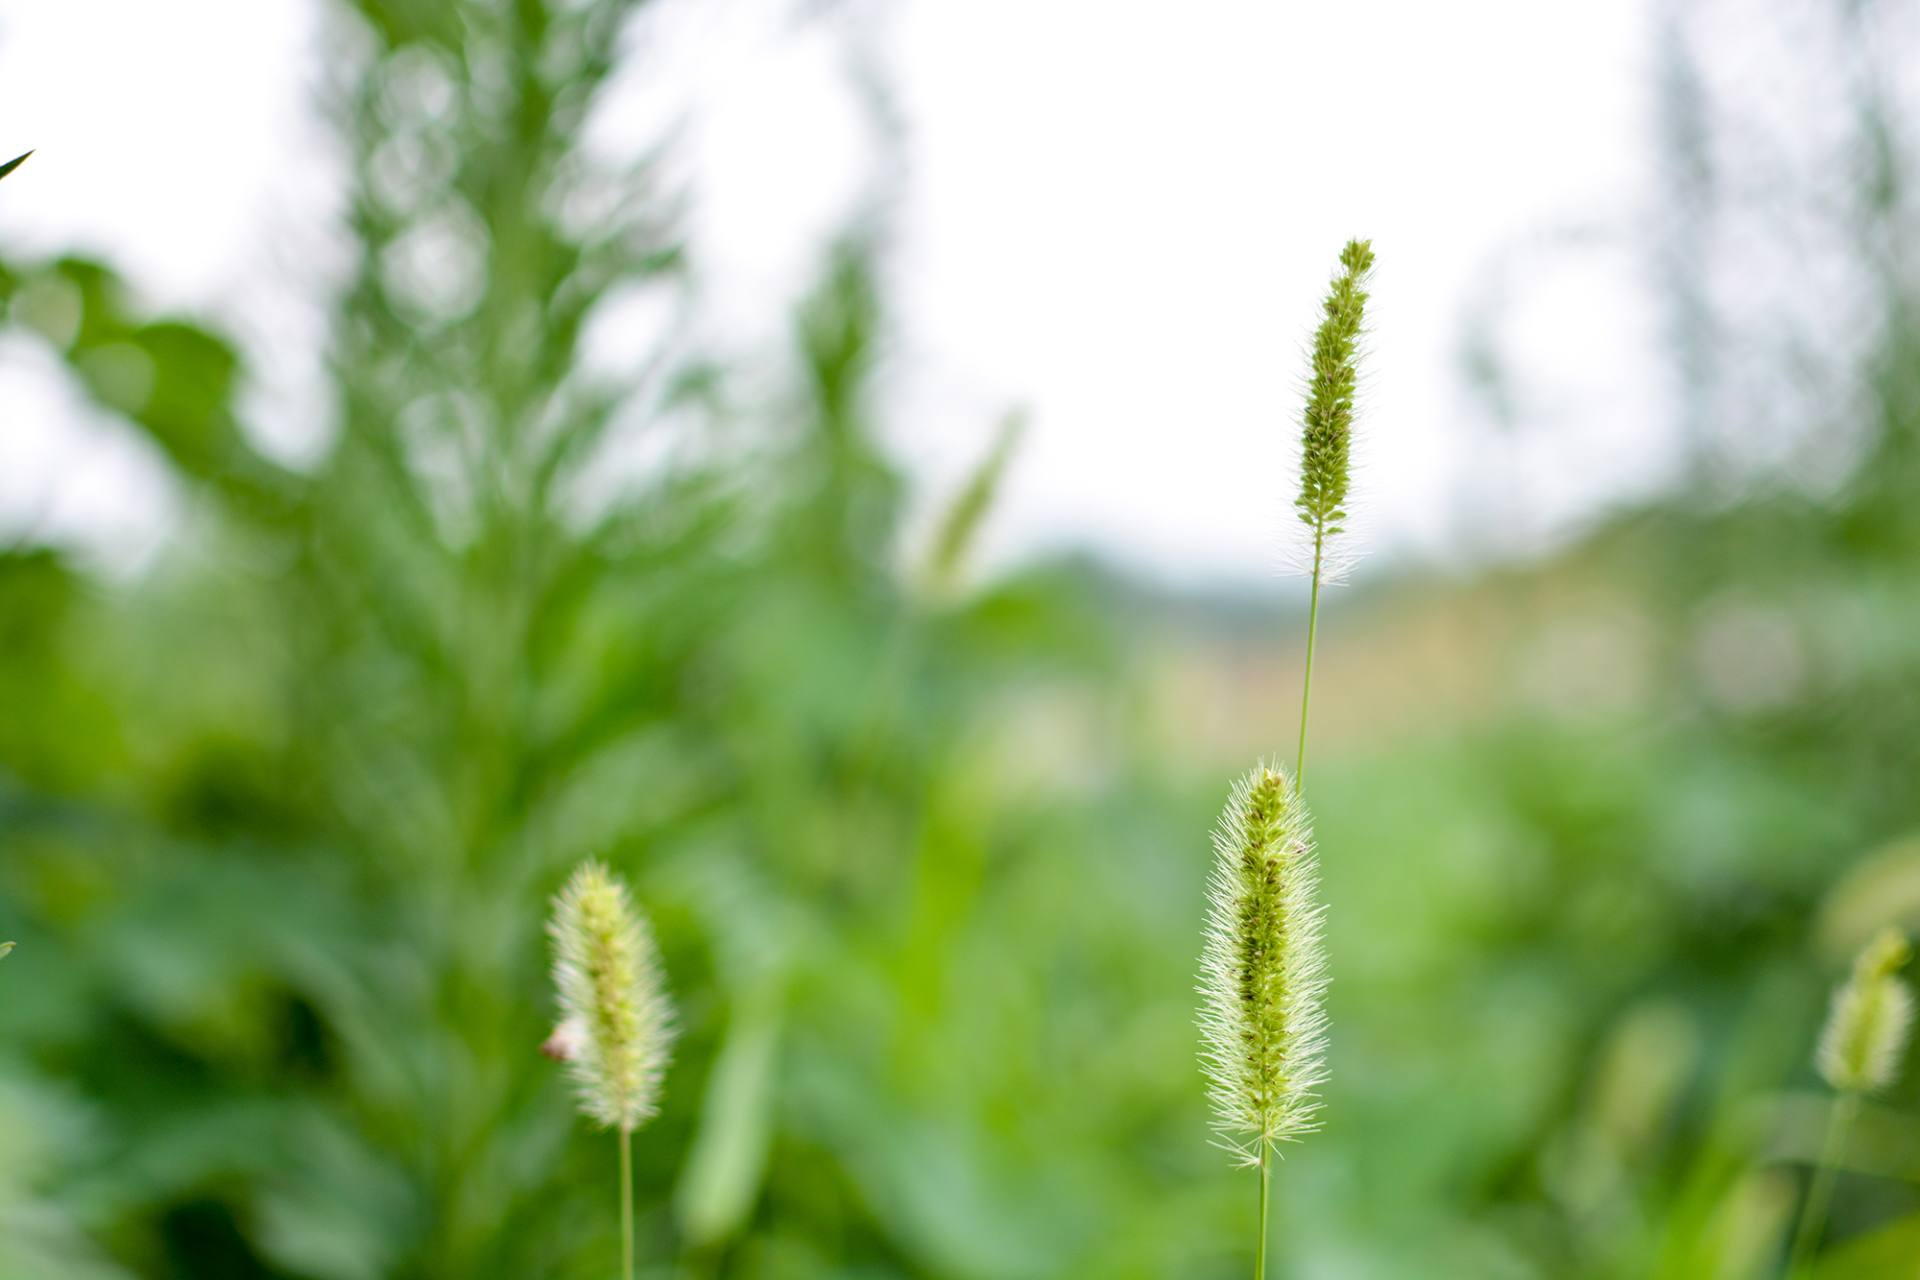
[0,0,1672,587]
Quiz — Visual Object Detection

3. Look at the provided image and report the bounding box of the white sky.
[0,0,1674,586]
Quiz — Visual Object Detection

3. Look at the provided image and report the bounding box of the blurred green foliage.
[4,1,1920,1278]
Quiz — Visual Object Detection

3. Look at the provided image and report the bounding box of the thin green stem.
[620,1125,635,1280]
[1255,1144,1271,1280]
[1787,1091,1859,1279]
[1268,528,1323,1280]
[1295,530,1326,788]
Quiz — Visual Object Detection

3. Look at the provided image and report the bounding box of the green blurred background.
[5,0,1920,1277]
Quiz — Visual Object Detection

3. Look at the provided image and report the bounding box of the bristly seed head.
[1198,764,1329,1163]
[1295,239,1374,545]
[1817,927,1913,1095]
[549,860,676,1133]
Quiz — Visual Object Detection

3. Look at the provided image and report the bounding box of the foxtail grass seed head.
[549,860,675,1132]
[1294,239,1374,546]
[1816,927,1913,1095]
[1198,764,1328,1162]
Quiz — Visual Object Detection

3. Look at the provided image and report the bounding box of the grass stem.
[1255,1146,1271,1280]
[1787,1091,1858,1279]
[621,1126,635,1280]
[1295,534,1326,788]
[1271,528,1324,1280]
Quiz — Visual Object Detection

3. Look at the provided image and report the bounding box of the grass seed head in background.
[549,859,676,1133]
[1198,764,1328,1162]
[1294,239,1374,551]
[1816,927,1913,1095]
[1788,927,1914,1277]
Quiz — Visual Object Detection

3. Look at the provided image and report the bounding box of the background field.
[4,1,1920,1277]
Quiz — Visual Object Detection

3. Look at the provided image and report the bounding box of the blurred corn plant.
[1,0,712,1267]
[0,2,1176,1277]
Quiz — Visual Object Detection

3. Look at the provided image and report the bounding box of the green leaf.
[674,990,783,1250]
[0,151,31,181]
[1814,1210,1920,1279]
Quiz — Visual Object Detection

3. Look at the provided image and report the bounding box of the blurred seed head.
[1706,1167,1797,1280]
[549,860,676,1132]
[1198,765,1328,1161]
[1817,834,1920,964]
[1588,1000,1699,1162]
[921,409,1025,602]
[1816,927,1913,1095]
